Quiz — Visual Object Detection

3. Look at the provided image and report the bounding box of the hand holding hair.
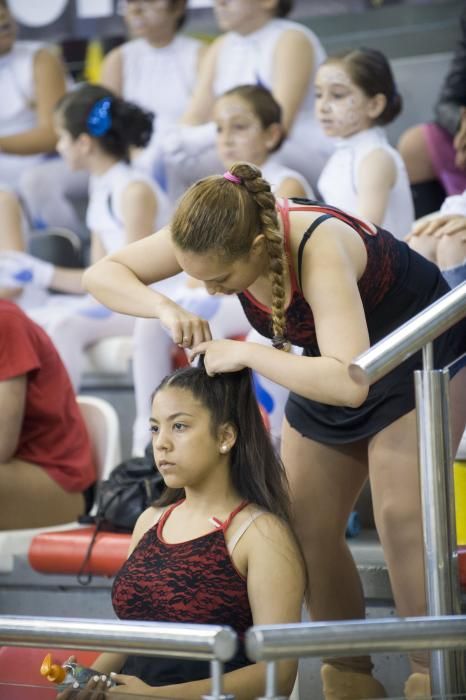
[191,339,247,376]
[156,297,212,347]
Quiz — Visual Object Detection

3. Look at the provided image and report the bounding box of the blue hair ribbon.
[87,97,112,137]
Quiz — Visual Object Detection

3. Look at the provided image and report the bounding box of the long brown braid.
[170,161,290,351]
[230,163,290,351]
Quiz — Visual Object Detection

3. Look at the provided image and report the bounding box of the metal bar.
[349,281,466,386]
[202,660,235,700]
[0,616,237,662]
[245,616,466,662]
[422,341,433,371]
[415,369,459,695]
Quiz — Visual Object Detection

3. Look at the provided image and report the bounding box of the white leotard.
[261,158,314,198]
[317,127,414,240]
[121,35,202,132]
[86,161,172,253]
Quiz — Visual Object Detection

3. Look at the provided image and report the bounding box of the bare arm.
[119,181,158,244]
[83,229,211,345]
[0,48,66,155]
[195,219,370,407]
[100,46,123,95]
[272,29,314,135]
[0,374,26,462]
[275,176,309,199]
[180,39,222,125]
[356,149,396,226]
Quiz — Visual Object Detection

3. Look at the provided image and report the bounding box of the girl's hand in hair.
[191,339,247,375]
[157,298,212,348]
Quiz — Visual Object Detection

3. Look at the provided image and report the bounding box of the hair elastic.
[272,335,291,352]
[223,171,242,185]
[87,97,112,137]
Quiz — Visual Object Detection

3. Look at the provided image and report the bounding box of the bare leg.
[0,458,85,529]
[281,418,372,673]
[0,189,26,301]
[369,367,466,675]
[0,189,25,251]
[397,125,436,184]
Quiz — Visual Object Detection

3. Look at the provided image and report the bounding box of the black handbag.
[77,443,164,584]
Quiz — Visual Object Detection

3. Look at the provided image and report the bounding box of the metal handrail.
[0,616,237,700]
[347,280,466,697]
[246,616,466,699]
[349,281,465,386]
[246,616,466,661]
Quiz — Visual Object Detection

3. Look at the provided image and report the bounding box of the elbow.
[345,383,369,408]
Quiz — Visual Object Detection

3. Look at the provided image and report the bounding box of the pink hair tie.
[223,171,242,185]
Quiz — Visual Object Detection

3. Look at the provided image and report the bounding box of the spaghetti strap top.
[236,198,404,352]
[112,500,256,687]
[112,499,253,639]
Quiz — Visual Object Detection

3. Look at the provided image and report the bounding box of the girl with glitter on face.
[315,47,414,241]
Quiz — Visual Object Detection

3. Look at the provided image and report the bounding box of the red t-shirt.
[0,301,96,492]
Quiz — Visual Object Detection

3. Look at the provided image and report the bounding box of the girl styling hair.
[325,47,401,126]
[153,363,291,524]
[171,161,290,350]
[55,83,154,162]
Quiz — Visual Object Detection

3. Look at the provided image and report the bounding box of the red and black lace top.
[237,198,404,352]
[112,499,252,635]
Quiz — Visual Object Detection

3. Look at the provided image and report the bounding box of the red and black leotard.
[112,500,253,686]
[237,198,465,443]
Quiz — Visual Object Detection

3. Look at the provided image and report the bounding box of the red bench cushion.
[28,527,130,577]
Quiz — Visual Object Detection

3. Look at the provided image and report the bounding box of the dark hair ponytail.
[55,83,154,161]
[152,365,291,524]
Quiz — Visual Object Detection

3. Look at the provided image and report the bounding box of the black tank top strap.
[297,214,333,290]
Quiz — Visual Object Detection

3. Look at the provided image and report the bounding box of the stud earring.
[220,445,228,453]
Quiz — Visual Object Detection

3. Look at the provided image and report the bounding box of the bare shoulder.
[129,505,164,553]
[121,180,156,207]
[275,27,313,57]
[358,148,397,185]
[240,507,302,560]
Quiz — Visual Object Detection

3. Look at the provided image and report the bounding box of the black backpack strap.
[297,214,333,290]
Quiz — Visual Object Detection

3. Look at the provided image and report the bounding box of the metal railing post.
[414,365,462,696]
[255,660,287,700]
[202,659,234,700]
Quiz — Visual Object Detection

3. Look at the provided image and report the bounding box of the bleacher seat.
[0,396,121,573]
[29,527,130,578]
[28,227,83,269]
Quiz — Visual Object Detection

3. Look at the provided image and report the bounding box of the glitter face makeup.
[314,63,376,138]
